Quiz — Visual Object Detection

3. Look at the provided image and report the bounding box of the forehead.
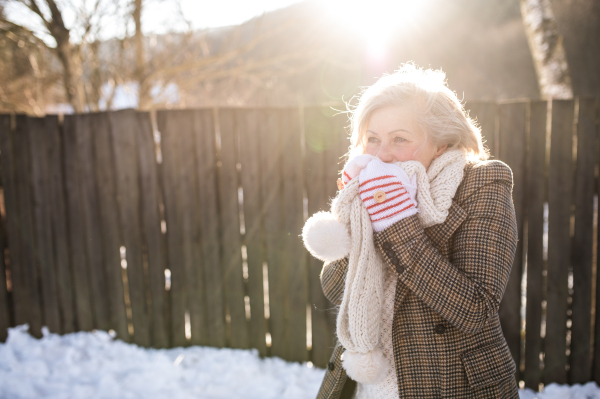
[366,105,420,135]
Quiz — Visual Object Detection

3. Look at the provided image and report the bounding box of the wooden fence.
[0,99,599,389]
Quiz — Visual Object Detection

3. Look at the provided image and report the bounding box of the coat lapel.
[424,201,468,257]
[393,201,468,314]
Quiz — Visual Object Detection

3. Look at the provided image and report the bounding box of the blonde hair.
[347,63,488,161]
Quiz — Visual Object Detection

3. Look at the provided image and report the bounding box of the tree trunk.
[134,0,151,110]
[520,0,573,98]
[548,0,600,97]
[43,0,86,112]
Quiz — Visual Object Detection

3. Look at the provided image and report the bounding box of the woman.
[302,64,519,398]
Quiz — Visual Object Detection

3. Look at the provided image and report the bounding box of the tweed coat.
[316,160,520,399]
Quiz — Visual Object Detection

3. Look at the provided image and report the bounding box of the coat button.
[386,250,396,259]
[391,257,400,266]
[328,362,335,371]
[396,264,405,274]
[382,242,392,250]
[435,324,446,334]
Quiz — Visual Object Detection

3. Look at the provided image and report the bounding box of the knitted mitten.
[359,159,419,232]
[341,154,377,186]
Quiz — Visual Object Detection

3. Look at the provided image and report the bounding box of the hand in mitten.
[358,159,418,232]
[340,154,377,188]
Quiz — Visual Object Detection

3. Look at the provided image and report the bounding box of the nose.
[377,143,395,163]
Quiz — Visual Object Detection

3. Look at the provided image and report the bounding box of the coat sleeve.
[320,257,349,306]
[374,161,518,335]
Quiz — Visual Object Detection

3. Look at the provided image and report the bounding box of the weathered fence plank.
[179,110,207,346]
[157,110,187,347]
[218,108,249,349]
[282,108,308,363]
[193,109,226,348]
[498,102,527,381]
[45,115,75,334]
[90,112,129,341]
[63,114,94,331]
[594,99,600,385]
[468,102,498,159]
[136,112,169,348]
[15,115,44,337]
[77,114,110,331]
[29,117,61,334]
[0,114,28,331]
[570,98,597,382]
[110,109,150,347]
[545,99,575,384]
[0,194,8,341]
[261,109,287,358]
[524,100,547,389]
[238,109,267,356]
[0,114,12,341]
[304,107,336,368]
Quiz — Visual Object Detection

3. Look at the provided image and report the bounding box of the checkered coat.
[317,160,520,399]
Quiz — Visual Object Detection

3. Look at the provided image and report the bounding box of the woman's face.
[363,105,447,170]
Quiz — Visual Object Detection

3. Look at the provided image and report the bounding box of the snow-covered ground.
[0,325,598,399]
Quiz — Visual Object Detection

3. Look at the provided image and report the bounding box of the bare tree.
[520,0,572,98]
[548,0,600,97]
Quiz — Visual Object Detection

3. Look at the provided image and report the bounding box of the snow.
[1,325,599,399]
[0,325,324,399]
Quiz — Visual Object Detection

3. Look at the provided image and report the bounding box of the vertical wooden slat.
[157,110,186,347]
[14,115,43,337]
[90,112,128,341]
[218,108,249,349]
[238,109,267,356]
[0,114,28,330]
[282,108,308,362]
[28,117,61,333]
[0,195,8,341]
[570,98,596,382]
[498,101,527,381]
[594,99,600,384]
[45,115,75,334]
[194,109,226,347]
[178,110,207,346]
[468,102,498,159]
[110,109,150,347]
[304,107,337,367]
[63,115,94,331]
[545,99,575,384]
[136,112,168,348]
[524,101,547,389]
[261,109,287,358]
[77,114,110,331]
[0,114,12,340]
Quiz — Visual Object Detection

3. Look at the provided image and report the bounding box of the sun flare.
[323,0,429,62]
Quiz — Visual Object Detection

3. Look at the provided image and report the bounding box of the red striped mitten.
[341,154,377,187]
[358,159,419,232]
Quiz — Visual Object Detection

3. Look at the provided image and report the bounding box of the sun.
[322,0,429,62]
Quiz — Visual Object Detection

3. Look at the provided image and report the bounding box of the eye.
[393,136,407,143]
[367,136,379,144]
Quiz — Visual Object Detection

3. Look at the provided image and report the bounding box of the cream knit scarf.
[331,148,467,384]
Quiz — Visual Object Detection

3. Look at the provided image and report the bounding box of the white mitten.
[358,159,419,232]
[341,154,377,187]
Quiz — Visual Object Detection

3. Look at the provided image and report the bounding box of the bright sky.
[144,0,304,33]
[4,0,304,44]
[5,0,430,65]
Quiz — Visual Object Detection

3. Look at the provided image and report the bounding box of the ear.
[433,144,448,159]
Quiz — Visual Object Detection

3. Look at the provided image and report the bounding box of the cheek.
[364,142,379,156]
[390,146,418,162]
